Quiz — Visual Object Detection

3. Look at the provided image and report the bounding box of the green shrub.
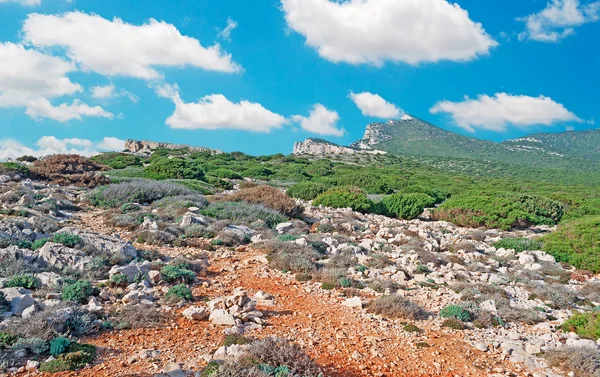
[287,182,328,201]
[493,238,543,253]
[144,157,205,180]
[62,280,95,303]
[439,305,471,322]
[11,337,48,354]
[110,273,129,287]
[403,324,421,333]
[379,193,436,220]
[561,312,600,340]
[50,336,72,356]
[160,265,196,283]
[39,343,96,372]
[401,185,449,204]
[313,187,373,213]
[209,168,242,180]
[91,152,143,170]
[165,284,193,301]
[6,274,39,289]
[0,332,17,349]
[223,334,250,347]
[433,193,561,230]
[52,233,83,248]
[32,238,49,250]
[442,318,465,330]
[542,216,600,273]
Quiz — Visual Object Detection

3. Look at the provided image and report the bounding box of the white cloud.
[155,84,287,132]
[97,137,126,151]
[218,17,238,40]
[518,0,600,42]
[23,11,241,80]
[281,0,497,66]
[430,93,582,132]
[349,91,402,118]
[0,42,113,122]
[90,83,139,103]
[0,0,41,6]
[292,104,345,137]
[0,136,125,160]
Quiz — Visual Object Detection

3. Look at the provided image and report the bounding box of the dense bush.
[62,280,95,303]
[160,265,196,283]
[493,238,543,253]
[378,193,436,220]
[544,346,600,377]
[6,274,39,289]
[0,162,30,177]
[31,154,108,188]
[223,185,302,217]
[89,180,196,208]
[313,187,373,213]
[287,182,328,201]
[200,202,287,228]
[144,157,205,180]
[366,295,428,320]
[52,233,83,248]
[91,152,143,170]
[439,305,471,322]
[561,312,600,340]
[260,240,320,273]
[432,193,561,230]
[165,284,193,302]
[542,216,600,273]
[39,343,96,372]
[49,336,72,356]
[401,185,449,204]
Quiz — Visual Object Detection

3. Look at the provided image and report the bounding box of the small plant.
[278,234,299,242]
[561,312,600,340]
[6,274,40,290]
[50,336,72,356]
[39,343,96,372]
[223,334,250,347]
[110,273,129,287]
[321,282,337,290]
[11,337,49,355]
[403,324,421,333]
[62,280,95,303]
[0,332,17,349]
[295,273,312,282]
[165,284,193,302]
[52,233,83,248]
[120,203,141,214]
[442,318,465,330]
[366,295,428,320]
[32,238,49,250]
[160,265,196,283]
[439,305,471,322]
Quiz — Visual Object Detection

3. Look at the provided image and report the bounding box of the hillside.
[347,115,600,172]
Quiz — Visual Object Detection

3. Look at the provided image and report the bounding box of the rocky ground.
[0,172,598,377]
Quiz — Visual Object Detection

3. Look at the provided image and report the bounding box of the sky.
[0,0,599,158]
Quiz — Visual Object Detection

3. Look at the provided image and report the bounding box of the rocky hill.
[124,140,222,156]
[305,115,600,172]
[293,138,386,156]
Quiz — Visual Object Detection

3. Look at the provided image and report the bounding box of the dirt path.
[39,211,522,377]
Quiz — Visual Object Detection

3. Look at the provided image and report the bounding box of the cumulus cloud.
[0,136,125,161]
[218,17,238,40]
[22,11,241,80]
[292,104,345,137]
[0,42,113,122]
[281,0,497,66]
[0,0,41,6]
[518,0,600,42]
[90,84,139,103]
[155,84,287,132]
[349,91,402,118]
[430,93,582,132]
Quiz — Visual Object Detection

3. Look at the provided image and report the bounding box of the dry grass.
[544,347,600,377]
[110,304,170,329]
[31,154,108,188]
[219,185,302,217]
[366,295,428,320]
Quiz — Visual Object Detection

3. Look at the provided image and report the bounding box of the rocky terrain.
[0,162,598,377]
[125,140,222,157]
[293,139,385,156]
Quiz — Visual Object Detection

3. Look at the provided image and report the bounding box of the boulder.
[32,243,92,271]
[180,214,207,227]
[182,306,209,321]
[342,297,363,308]
[275,222,293,234]
[1,287,34,316]
[209,309,236,326]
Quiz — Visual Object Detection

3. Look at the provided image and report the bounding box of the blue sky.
[0,0,599,157]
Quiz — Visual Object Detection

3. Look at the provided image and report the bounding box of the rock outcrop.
[124,140,222,156]
[293,138,386,156]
